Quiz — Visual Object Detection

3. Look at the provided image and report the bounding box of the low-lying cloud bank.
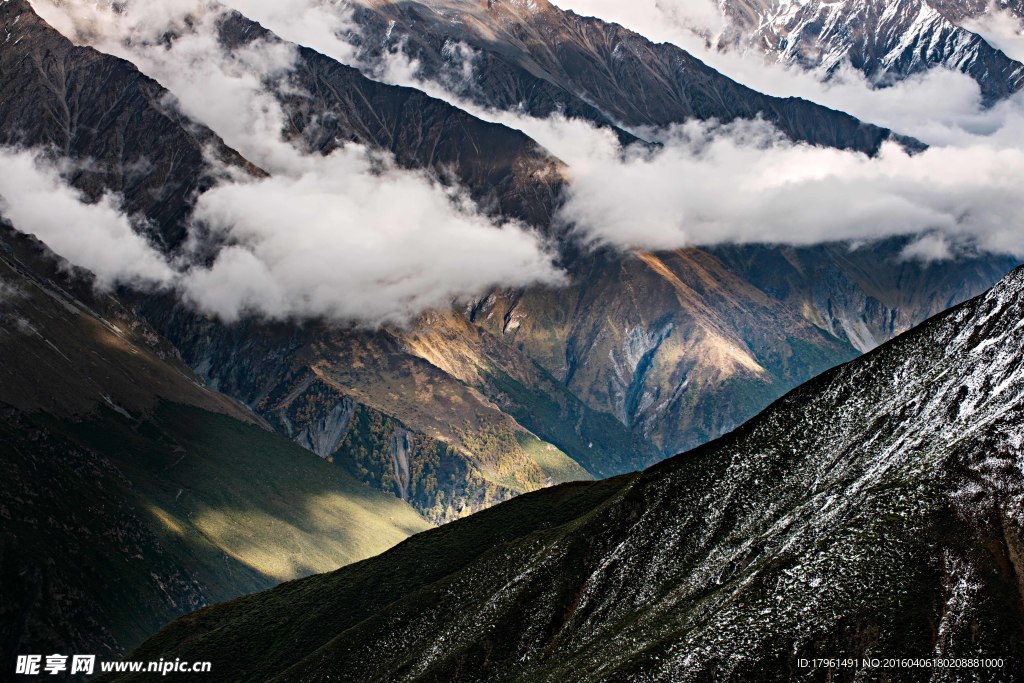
[251,1,1024,260]
[25,0,563,326]
[0,143,563,324]
[0,149,177,288]
[21,0,1024,328]
[553,117,1024,258]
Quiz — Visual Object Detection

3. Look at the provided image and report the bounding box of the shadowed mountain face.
[113,266,1024,682]
[348,0,911,152]
[0,225,431,662]
[2,0,1017,521]
[718,0,1024,103]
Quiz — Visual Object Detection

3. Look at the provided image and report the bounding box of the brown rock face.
[350,0,912,151]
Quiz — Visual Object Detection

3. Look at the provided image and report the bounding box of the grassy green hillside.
[98,475,631,681]
[1,402,430,662]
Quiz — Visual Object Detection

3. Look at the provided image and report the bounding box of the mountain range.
[108,258,1024,683]
[0,0,1021,669]
[717,0,1024,101]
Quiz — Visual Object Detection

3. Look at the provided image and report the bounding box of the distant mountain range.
[717,0,1024,102]
[112,264,1024,681]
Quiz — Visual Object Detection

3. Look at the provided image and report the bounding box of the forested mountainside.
[115,265,1024,682]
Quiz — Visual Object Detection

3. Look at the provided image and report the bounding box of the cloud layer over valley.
[22,0,564,326]
[0,149,177,288]
[244,0,1024,259]
[16,0,1024,331]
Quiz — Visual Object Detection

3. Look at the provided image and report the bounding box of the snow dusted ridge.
[385,263,1024,680]
[721,0,1024,101]
[359,266,1024,678]
[124,267,1024,679]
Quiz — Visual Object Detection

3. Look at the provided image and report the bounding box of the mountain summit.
[719,0,1024,102]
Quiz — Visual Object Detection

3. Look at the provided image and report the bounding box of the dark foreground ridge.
[111,266,1024,681]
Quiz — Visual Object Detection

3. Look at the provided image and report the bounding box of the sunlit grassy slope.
[0,402,431,661]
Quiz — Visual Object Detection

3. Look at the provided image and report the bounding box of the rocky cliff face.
[117,265,1024,681]
[719,0,1024,103]
[349,0,910,152]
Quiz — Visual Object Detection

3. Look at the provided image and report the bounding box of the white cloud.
[29,0,564,326]
[549,0,720,52]
[0,148,176,288]
[962,5,1024,63]
[551,117,1024,258]
[181,147,566,325]
[199,0,1024,261]
[219,0,357,64]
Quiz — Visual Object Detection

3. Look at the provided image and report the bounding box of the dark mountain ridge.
[348,0,916,152]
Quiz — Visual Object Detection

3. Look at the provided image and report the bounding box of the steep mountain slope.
[712,241,1018,352]
[118,266,1024,681]
[142,301,610,523]
[348,0,909,152]
[718,0,1024,102]
[0,224,431,660]
[218,0,1014,453]
[468,248,862,454]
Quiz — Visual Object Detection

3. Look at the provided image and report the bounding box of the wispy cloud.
[0,148,176,288]
[262,4,1024,261]
[962,4,1024,62]
[27,0,564,326]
